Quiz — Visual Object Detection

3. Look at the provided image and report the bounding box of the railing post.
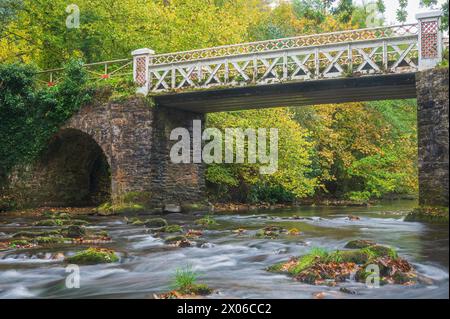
[416,11,443,70]
[132,48,155,95]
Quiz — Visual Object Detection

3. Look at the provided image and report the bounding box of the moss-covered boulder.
[34,218,88,227]
[267,245,415,286]
[194,216,217,227]
[355,256,416,285]
[96,202,146,216]
[156,284,213,299]
[144,218,168,228]
[65,225,86,238]
[344,240,376,249]
[164,235,192,247]
[161,225,183,233]
[255,225,287,239]
[405,207,449,223]
[35,219,65,226]
[13,230,61,238]
[34,236,66,244]
[65,248,119,265]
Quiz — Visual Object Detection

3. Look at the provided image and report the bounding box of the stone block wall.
[4,96,206,209]
[416,67,449,207]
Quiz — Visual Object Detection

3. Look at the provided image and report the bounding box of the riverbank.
[1,197,416,218]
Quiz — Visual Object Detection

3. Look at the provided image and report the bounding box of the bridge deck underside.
[153,73,417,113]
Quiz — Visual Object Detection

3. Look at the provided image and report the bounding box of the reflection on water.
[0,200,448,299]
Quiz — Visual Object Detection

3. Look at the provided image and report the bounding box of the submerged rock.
[144,218,168,228]
[163,204,182,213]
[255,225,288,239]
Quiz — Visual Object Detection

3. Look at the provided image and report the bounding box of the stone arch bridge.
[6,11,449,209]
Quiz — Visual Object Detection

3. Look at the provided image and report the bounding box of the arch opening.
[39,129,111,207]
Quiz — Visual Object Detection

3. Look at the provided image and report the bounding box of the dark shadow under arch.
[39,129,111,206]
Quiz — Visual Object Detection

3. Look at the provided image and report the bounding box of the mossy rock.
[328,250,371,264]
[161,225,183,233]
[255,229,280,239]
[255,225,286,239]
[98,230,109,238]
[65,225,86,238]
[13,230,61,238]
[194,216,217,227]
[144,218,168,228]
[181,202,210,213]
[42,212,71,219]
[34,218,88,227]
[344,239,376,249]
[266,262,285,273]
[34,236,66,244]
[65,248,119,265]
[70,219,89,226]
[9,239,31,246]
[355,256,415,285]
[126,217,145,226]
[35,219,65,226]
[363,245,398,260]
[178,284,213,296]
[267,245,411,286]
[405,207,449,223]
[164,235,186,244]
[97,202,146,215]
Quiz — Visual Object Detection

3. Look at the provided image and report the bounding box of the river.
[0,200,448,299]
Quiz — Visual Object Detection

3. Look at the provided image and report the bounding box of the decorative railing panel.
[151,24,418,66]
[148,35,419,92]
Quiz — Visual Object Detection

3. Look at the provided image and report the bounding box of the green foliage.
[0,61,92,180]
[97,202,146,215]
[292,100,418,201]
[172,264,199,291]
[1,1,424,205]
[248,183,295,204]
[206,108,317,203]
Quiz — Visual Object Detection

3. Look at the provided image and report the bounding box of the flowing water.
[0,200,448,299]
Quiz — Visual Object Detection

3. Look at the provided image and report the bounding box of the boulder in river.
[267,245,415,286]
[144,218,168,228]
[65,247,119,265]
[160,225,183,233]
[65,225,86,238]
[163,204,182,213]
[344,239,377,249]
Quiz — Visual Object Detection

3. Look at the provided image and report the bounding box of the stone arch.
[35,128,111,206]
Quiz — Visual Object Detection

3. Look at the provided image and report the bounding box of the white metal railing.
[151,23,419,66]
[38,11,443,94]
[145,35,419,92]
